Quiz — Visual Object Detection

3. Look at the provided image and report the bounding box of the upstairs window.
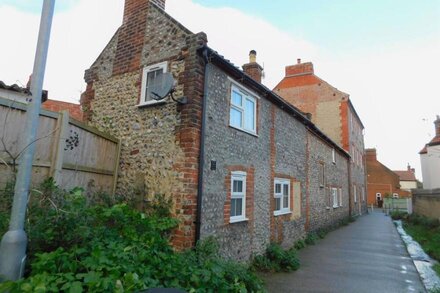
[139,62,167,106]
[230,85,256,134]
[274,178,290,215]
[230,171,247,222]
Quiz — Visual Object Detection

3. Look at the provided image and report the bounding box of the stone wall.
[412,189,440,220]
[81,3,207,249]
[200,64,351,260]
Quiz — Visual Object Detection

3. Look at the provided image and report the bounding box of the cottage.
[81,0,354,259]
[366,148,410,206]
[273,60,367,216]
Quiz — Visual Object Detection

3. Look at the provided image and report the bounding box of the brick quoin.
[171,32,207,250]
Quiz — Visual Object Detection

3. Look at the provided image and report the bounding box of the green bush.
[390,211,408,221]
[294,239,306,250]
[252,243,300,273]
[0,180,264,292]
[305,232,318,245]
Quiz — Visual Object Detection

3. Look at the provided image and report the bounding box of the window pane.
[244,98,255,130]
[230,107,242,128]
[146,69,163,101]
[283,195,289,208]
[275,183,281,194]
[283,184,289,196]
[231,198,237,217]
[233,180,243,193]
[232,90,242,106]
[233,198,243,216]
[275,198,281,211]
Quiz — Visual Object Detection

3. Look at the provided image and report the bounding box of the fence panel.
[0,97,119,194]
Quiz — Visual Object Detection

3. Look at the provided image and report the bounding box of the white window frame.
[353,185,357,203]
[274,178,291,216]
[230,171,247,223]
[392,193,399,199]
[376,193,382,201]
[332,187,338,208]
[229,85,257,135]
[362,187,365,201]
[332,149,336,164]
[139,61,168,106]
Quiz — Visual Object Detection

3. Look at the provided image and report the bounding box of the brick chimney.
[113,0,165,76]
[285,59,314,77]
[435,115,440,136]
[366,148,377,162]
[242,50,263,83]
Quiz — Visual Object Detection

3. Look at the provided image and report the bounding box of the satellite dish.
[150,72,175,100]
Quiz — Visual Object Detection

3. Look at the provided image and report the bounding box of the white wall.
[400,180,417,191]
[421,145,440,189]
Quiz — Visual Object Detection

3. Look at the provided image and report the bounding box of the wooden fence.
[0,97,120,194]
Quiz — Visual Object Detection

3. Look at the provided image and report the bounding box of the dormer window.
[139,61,167,106]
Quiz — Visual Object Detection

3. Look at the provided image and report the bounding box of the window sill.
[319,185,324,189]
[325,207,331,210]
[229,217,249,224]
[229,125,258,137]
[137,100,166,108]
[274,210,291,216]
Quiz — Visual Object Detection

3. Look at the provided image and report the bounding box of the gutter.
[195,48,210,243]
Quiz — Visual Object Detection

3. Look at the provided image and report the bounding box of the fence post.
[111,139,122,196]
[50,110,69,184]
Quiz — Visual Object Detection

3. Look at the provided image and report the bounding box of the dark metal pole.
[0,0,55,281]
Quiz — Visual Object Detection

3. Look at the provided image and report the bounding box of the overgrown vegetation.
[393,212,440,278]
[0,179,264,292]
[252,243,300,273]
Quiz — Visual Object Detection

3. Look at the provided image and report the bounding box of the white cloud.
[0,0,438,179]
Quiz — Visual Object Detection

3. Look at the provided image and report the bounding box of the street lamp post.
[0,0,55,281]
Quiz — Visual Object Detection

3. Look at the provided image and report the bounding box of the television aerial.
[150,72,187,104]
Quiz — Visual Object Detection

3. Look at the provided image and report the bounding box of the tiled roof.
[428,135,440,147]
[419,144,428,154]
[0,80,48,102]
[393,170,416,181]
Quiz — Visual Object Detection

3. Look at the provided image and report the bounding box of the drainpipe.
[195,47,210,243]
[348,158,352,217]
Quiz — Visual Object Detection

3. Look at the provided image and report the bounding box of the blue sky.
[194,0,440,51]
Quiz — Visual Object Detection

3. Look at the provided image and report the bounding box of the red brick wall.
[42,99,83,121]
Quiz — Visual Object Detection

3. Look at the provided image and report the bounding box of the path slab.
[263,211,426,293]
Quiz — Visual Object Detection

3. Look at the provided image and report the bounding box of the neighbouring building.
[0,80,47,104]
[393,165,418,192]
[81,0,354,259]
[273,59,367,216]
[0,80,83,121]
[419,115,440,189]
[366,149,410,206]
[42,99,83,121]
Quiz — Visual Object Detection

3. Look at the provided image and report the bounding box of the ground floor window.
[230,171,246,222]
[274,178,290,215]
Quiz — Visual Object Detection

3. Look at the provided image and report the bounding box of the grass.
[401,215,440,277]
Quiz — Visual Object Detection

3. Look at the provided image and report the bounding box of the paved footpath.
[263,211,426,293]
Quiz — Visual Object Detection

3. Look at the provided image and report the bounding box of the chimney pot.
[242,49,263,83]
[249,50,257,63]
[435,115,440,136]
[297,58,301,64]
